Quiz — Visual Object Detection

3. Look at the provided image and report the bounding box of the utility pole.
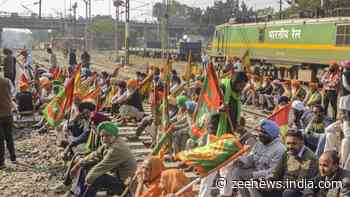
[125,0,130,65]
[83,0,90,50]
[39,0,42,18]
[64,0,66,18]
[113,0,122,62]
[88,0,92,50]
[279,0,282,19]
[72,2,77,38]
[161,0,170,59]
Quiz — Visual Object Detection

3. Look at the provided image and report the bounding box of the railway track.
[27,52,271,196]
[96,104,268,196]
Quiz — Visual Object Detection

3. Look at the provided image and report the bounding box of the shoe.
[37,127,48,134]
[184,166,194,172]
[32,120,43,129]
[142,140,152,148]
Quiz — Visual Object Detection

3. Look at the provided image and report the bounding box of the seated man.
[170,96,191,156]
[66,99,96,138]
[113,79,144,124]
[290,100,313,130]
[291,80,307,101]
[220,119,286,197]
[273,130,318,197]
[303,151,350,197]
[111,80,127,115]
[54,113,111,193]
[69,122,137,197]
[304,104,333,157]
[257,77,274,111]
[64,112,110,156]
[15,82,34,113]
[38,77,54,105]
[304,82,322,107]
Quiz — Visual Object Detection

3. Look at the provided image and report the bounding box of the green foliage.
[152,0,256,38]
[88,17,115,49]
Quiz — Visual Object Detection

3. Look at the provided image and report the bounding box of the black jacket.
[124,90,144,112]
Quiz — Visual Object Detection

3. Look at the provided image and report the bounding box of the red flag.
[268,103,291,139]
[191,63,222,139]
[52,67,61,80]
[20,74,28,84]
[268,103,291,127]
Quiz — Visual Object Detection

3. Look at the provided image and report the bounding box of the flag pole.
[174,146,250,196]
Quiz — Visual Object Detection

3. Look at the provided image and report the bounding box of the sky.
[1,0,282,22]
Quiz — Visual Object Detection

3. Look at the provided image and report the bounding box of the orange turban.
[291,80,300,87]
[39,77,52,89]
[329,61,338,66]
[19,82,29,91]
[127,79,139,89]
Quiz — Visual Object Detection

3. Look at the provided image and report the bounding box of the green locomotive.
[211,17,350,79]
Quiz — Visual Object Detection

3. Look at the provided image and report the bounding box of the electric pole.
[72,2,77,39]
[113,0,122,62]
[39,0,42,18]
[279,0,282,19]
[83,0,91,50]
[161,0,170,59]
[125,0,130,65]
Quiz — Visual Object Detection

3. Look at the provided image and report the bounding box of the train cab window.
[336,25,350,45]
[259,28,265,42]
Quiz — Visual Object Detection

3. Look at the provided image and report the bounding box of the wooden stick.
[134,175,144,197]
[120,174,137,197]
[175,177,201,197]
[174,146,249,197]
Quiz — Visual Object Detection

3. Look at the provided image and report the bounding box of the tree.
[88,16,115,49]
[285,0,322,17]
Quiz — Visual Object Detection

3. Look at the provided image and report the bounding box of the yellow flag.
[73,66,81,98]
[242,50,252,73]
[102,86,116,108]
[182,50,192,81]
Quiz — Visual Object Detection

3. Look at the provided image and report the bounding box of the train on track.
[210,17,350,81]
[129,41,202,62]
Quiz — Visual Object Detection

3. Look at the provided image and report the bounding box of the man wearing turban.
[70,122,137,197]
[113,79,144,124]
[219,119,286,197]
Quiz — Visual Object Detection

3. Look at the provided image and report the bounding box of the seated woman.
[135,156,165,197]
[159,169,193,197]
[69,122,137,197]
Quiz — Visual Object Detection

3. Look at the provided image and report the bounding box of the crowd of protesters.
[0,47,350,197]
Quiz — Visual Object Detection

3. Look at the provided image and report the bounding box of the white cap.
[292,100,305,111]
